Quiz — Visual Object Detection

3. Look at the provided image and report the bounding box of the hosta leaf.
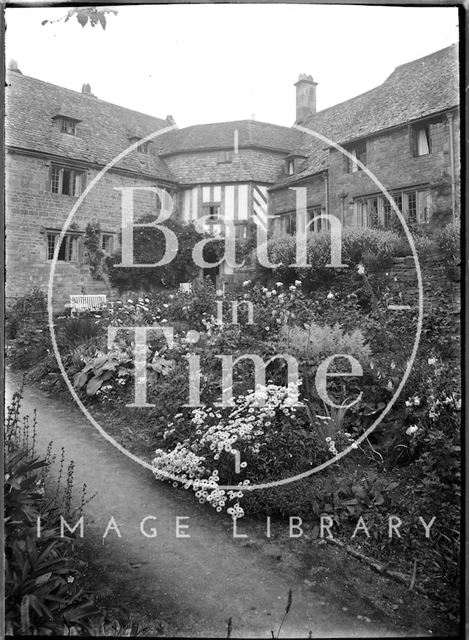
[86,377,103,396]
[74,371,89,388]
[92,355,109,368]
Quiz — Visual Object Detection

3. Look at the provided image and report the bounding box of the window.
[50,165,85,196]
[202,204,221,220]
[129,136,150,153]
[55,117,78,135]
[354,188,428,228]
[218,150,233,164]
[278,212,296,236]
[355,200,369,227]
[307,207,324,232]
[287,160,295,175]
[412,125,431,156]
[46,233,79,262]
[102,234,114,255]
[202,204,222,235]
[407,192,417,223]
[347,141,367,173]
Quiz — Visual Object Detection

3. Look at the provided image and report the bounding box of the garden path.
[6,371,414,638]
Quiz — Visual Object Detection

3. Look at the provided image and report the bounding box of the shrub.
[7,326,52,371]
[152,381,359,519]
[107,217,206,292]
[6,289,48,339]
[262,228,403,289]
[437,221,460,275]
[57,316,104,351]
[277,322,371,364]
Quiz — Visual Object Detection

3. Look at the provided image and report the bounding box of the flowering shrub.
[152,382,347,518]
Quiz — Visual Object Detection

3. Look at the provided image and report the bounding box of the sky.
[5,4,459,128]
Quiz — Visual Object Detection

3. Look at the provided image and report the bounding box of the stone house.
[270,44,460,233]
[5,44,459,305]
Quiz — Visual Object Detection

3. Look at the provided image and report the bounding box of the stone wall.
[371,251,460,312]
[270,110,460,226]
[6,150,167,308]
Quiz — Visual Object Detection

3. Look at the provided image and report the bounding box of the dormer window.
[137,141,150,154]
[129,136,150,153]
[53,116,80,136]
[218,150,233,164]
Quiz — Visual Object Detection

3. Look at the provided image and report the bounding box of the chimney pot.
[294,74,318,124]
[81,83,93,95]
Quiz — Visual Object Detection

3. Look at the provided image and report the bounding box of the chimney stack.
[81,83,93,96]
[8,59,22,74]
[294,74,318,124]
[166,115,176,125]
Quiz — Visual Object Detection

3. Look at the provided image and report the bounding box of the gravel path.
[6,372,413,638]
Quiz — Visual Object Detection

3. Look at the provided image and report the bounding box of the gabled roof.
[275,44,459,188]
[155,120,305,155]
[5,71,176,182]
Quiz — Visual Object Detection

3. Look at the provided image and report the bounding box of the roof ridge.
[175,119,297,131]
[301,43,457,129]
[6,70,168,124]
[303,85,381,124]
[393,43,457,72]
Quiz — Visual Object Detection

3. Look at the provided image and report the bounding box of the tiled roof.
[155,120,305,155]
[5,71,176,182]
[274,44,459,188]
[6,44,459,191]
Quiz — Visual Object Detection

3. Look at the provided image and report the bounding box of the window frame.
[50,164,86,197]
[346,141,367,173]
[46,232,80,262]
[411,123,432,157]
[217,150,233,164]
[54,116,79,136]
[354,187,429,228]
[137,141,150,154]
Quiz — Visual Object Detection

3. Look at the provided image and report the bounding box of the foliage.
[277,322,371,364]
[107,217,206,292]
[57,316,104,351]
[73,332,175,398]
[83,222,111,290]
[41,7,118,30]
[7,326,52,371]
[6,289,47,340]
[4,392,101,635]
[437,221,460,277]
[261,228,404,290]
[7,263,460,613]
[152,382,340,518]
[74,350,134,397]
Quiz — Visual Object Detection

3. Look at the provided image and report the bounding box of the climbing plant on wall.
[83,222,112,296]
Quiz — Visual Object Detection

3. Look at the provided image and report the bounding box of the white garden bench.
[69,294,107,315]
